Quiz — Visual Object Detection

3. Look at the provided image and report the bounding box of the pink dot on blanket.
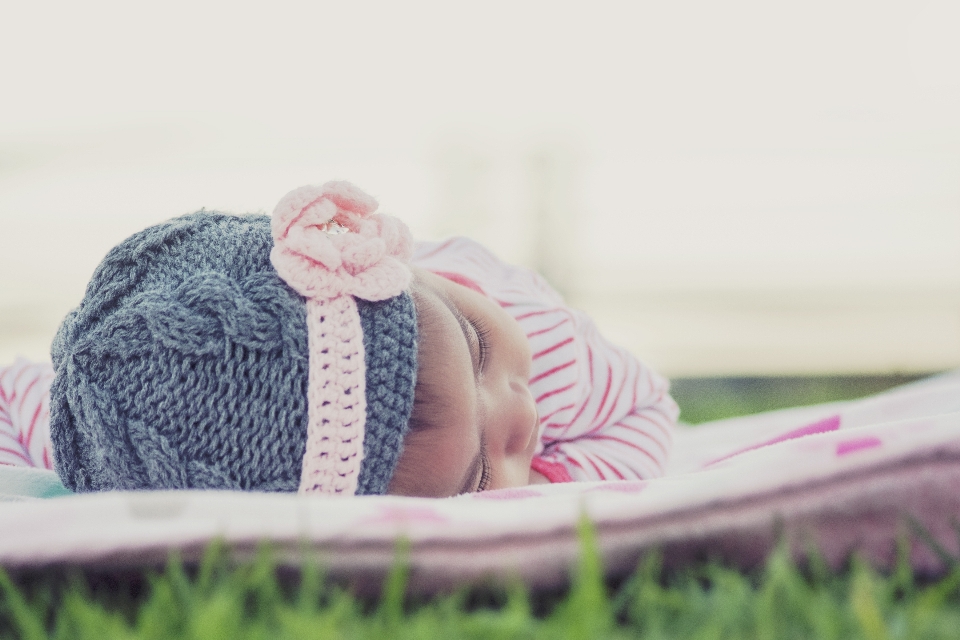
[703,414,841,467]
[360,505,450,525]
[835,437,882,456]
[587,481,648,494]
[473,488,544,500]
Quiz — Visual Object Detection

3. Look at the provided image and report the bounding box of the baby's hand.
[528,469,550,485]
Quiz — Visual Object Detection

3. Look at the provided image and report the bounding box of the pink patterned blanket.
[2,367,960,592]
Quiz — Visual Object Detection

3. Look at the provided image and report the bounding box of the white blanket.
[3,370,960,591]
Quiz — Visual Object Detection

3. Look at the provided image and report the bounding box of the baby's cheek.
[501,309,533,365]
[389,422,479,497]
[497,454,535,490]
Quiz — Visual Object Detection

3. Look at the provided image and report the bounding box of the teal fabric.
[0,466,72,501]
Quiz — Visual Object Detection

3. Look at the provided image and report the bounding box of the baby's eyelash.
[472,316,492,373]
[477,449,491,492]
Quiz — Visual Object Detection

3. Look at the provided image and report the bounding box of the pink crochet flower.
[270,181,413,302]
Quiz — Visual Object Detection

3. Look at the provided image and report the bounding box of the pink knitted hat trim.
[270,181,413,495]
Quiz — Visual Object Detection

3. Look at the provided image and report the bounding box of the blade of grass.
[195,538,227,599]
[549,513,613,639]
[849,558,890,640]
[905,515,959,570]
[377,536,410,631]
[0,567,46,640]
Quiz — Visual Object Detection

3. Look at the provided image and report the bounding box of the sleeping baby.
[1,181,677,497]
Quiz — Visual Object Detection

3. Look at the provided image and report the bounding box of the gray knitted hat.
[50,190,417,496]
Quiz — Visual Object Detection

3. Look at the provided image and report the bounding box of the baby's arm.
[0,359,55,469]
[531,309,678,482]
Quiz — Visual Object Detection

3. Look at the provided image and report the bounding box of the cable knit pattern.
[49,206,417,497]
[50,214,310,492]
[270,181,414,495]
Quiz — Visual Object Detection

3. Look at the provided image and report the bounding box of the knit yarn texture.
[49,213,417,495]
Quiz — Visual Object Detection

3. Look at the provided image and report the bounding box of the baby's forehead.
[392,270,482,495]
[405,269,476,393]
[409,269,455,340]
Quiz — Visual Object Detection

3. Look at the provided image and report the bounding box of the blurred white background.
[1,0,958,376]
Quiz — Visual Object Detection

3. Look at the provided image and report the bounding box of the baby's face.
[387,267,540,497]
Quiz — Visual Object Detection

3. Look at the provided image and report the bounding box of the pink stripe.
[24,404,42,448]
[42,447,52,470]
[587,481,648,494]
[530,456,573,483]
[704,414,841,467]
[0,446,31,464]
[592,435,661,470]
[515,308,559,321]
[615,423,668,457]
[622,413,671,443]
[538,403,575,425]
[836,437,882,456]
[433,271,485,295]
[5,367,28,404]
[535,382,577,404]
[583,454,607,480]
[564,345,595,428]
[416,238,458,261]
[589,363,614,425]
[595,454,625,480]
[526,318,570,339]
[631,412,673,440]
[533,338,575,362]
[19,369,44,410]
[529,360,576,385]
[593,368,628,433]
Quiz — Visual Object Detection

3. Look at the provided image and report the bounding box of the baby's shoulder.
[413,237,564,307]
[413,237,498,269]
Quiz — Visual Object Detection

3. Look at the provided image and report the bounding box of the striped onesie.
[0,359,53,470]
[1,238,678,485]
[414,237,678,483]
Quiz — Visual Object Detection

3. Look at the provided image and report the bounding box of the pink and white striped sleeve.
[0,358,55,470]
[413,237,678,483]
[531,315,678,482]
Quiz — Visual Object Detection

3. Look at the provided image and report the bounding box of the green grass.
[671,374,928,424]
[4,523,960,639]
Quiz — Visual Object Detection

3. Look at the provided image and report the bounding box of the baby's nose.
[505,381,538,455]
